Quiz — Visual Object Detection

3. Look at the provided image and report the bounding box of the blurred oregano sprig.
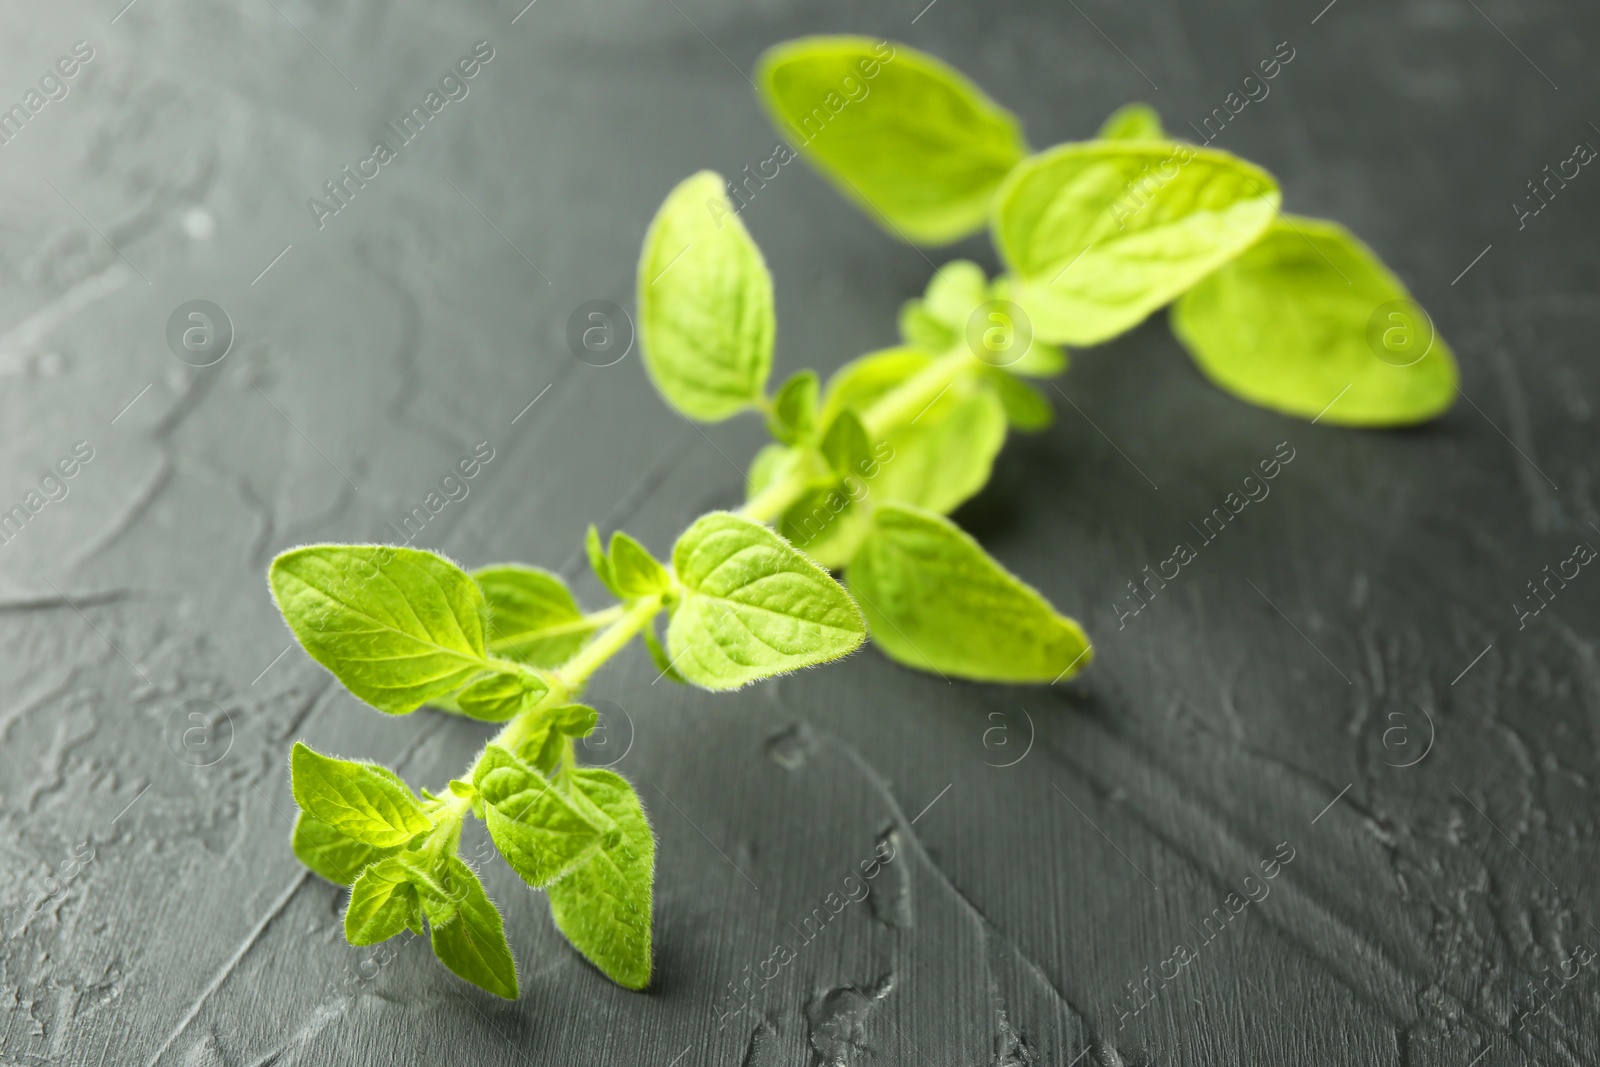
[757,37,1458,425]
[268,35,1453,1002]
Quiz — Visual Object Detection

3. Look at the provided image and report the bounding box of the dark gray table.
[2,1,1597,1064]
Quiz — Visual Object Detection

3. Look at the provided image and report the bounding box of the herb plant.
[268,35,1455,1000]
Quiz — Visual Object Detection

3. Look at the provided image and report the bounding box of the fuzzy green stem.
[858,346,977,438]
[432,591,662,825]
[486,604,624,658]
[741,471,812,523]
[439,593,665,821]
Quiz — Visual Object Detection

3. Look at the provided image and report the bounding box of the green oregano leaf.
[289,742,433,848]
[608,532,674,598]
[756,37,1027,245]
[871,382,1007,518]
[819,409,872,481]
[269,545,490,715]
[667,512,866,690]
[993,142,1281,346]
[767,370,820,445]
[898,260,989,352]
[419,856,519,1000]
[643,624,687,684]
[457,671,549,723]
[547,768,655,990]
[345,855,421,946]
[848,504,1093,683]
[986,371,1055,431]
[546,703,601,737]
[474,745,613,888]
[1097,102,1166,141]
[292,812,394,886]
[1172,215,1459,425]
[638,170,775,422]
[586,524,621,598]
[473,565,598,668]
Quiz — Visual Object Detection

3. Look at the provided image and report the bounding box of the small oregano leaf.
[643,625,687,684]
[474,745,612,888]
[547,768,655,990]
[1172,215,1459,425]
[290,742,433,848]
[756,37,1027,245]
[871,383,1007,518]
[457,671,549,723]
[848,504,1093,683]
[767,370,820,444]
[638,171,775,422]
[667,512,866,690]
[608,532,674,598]
[1097,102,1167,141]
[586,525,621,598]
[819,409,872,481]
[547,703,600,737]
[292,812,393,886]
[986,371,1055,431]
[269,545,489,715]
[473,565,597,668]
[345,855,421,946]
[421,857,519,999]
[993,142,1281,346]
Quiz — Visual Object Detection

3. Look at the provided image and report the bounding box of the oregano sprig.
[267,33,1453,1003]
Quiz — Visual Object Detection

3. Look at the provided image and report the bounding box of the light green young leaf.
[987,371,1055,431]
[1097,102,1166,141]
[269,545,489,715]
[820,409,872,481]
[993,142,1280,345]
[608,532,674,598]
[898,300,953,353]
[456,671,549,723]
[921,260,991,327]
[767,370,820,444]
[586,525,621,598]
[345,855,421,946]
[474,565,598,668]
[291,812,394,886]
[637,171,774,421]
[667,512,866,689]
[1172,215,1459,425]
[896,259,989,352]
[643,625,687,684]
[290,742,433,848]
[474,745,612,888]
[848,504,1093,683]
[871,382,1007,517]
[421,857,519,999]
[756,37,1027,244]
[547,768,655,990]
[546,703,601,737]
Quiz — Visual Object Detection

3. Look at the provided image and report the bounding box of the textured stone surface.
[1,1,1597,1064]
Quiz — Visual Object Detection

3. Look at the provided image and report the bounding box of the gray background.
[1,0,1598,1064]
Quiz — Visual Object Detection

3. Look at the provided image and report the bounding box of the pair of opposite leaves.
[713,35,1458,428]
[290,741,650,999]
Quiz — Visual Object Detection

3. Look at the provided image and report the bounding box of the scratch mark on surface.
[140,872,309,1067]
